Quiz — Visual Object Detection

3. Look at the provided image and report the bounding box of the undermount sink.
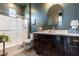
[68,30,79,34]
[43,30,68,34]
[53,30,68,34]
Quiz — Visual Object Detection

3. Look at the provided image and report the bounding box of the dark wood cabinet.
[33,34,42,55]
[33,34,79,56]
[33,34,64,56]
[68,37,79,56]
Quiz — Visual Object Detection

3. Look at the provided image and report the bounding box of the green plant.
[0,33,10,42]
[0,33,10,56]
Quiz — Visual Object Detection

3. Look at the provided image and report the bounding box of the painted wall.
[1,3,79,32]
[30,3,79,32]
[75,4,79,20]
[0,3,24,16]
[62,3,77,29]
[31,3,48,32]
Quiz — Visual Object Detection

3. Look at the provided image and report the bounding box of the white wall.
[0,15,28,50]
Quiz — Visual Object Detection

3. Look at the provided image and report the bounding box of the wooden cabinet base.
[33,34,64,56]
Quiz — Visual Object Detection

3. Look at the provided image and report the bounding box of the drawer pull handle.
[73,40,79,42]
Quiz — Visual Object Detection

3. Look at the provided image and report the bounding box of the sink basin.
[53,30,68,34]
[43,30,68,34]
[68,30,79,34]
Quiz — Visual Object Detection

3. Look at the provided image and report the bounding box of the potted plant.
[0,33,10,56]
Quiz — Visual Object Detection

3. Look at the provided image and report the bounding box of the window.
[58,11,62,26]
[58,16,62,26]
[9,8,17,17]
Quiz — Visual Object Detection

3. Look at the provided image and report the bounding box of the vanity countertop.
[33,30,79,37]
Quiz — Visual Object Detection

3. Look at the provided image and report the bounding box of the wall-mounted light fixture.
[8,3,15,8]
[31,8,37,14]
[71,20,79,29]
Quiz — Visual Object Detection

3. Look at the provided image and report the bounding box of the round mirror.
[47,4,63,29]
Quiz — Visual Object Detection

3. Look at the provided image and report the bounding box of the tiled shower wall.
[0,15,28,50]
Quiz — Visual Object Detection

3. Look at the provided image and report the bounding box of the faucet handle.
[53,27,54,30]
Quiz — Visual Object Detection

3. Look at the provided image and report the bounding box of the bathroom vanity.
[33,30,79,56]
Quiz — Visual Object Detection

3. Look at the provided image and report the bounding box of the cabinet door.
[34,34,42,55]
[55,36,64,56]
[40,34,51,56]
[38,34,56,56]
[69,37,79,56]
[41,39,49,56]
[70,45,79,56]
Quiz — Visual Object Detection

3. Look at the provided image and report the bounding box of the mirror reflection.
[47,4,63,29]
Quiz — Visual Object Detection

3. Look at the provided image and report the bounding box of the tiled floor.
[15,49,38,56]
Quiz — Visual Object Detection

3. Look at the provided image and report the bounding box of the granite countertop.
[33,30,79,37]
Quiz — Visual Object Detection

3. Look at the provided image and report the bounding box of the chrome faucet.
[53,27,54,30]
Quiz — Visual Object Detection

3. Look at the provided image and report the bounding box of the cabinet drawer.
[34,34,40,39]
[69,45,79,56]
[70,37,79,45]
